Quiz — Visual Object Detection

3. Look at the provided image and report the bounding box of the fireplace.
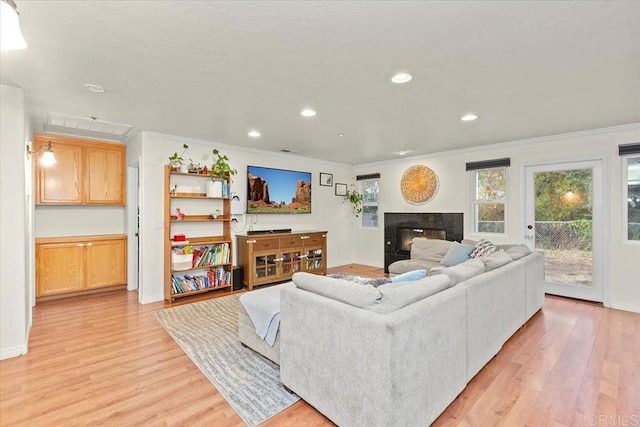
[384,213,463,273]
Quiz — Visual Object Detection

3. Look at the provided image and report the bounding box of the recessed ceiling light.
[83,83,105,93]
[338,133,344,137]
[300,109,316,117]
[248,130,260,137]
[461,113,478,121]
[391,73,412,84]
[396,150,410,156]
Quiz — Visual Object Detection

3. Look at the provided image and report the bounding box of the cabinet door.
[303,247,325,273]
[86,238,127,289]
[36,140,83,204]
[84,146,126,204]
[36,243,85,296]
[281,250,302,279]
[252,250,280,285]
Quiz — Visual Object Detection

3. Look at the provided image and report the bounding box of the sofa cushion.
[482,250,513,271]
[391,269,427,283]
[470,239,499,258]
[441,242,475,267]
[410,238,453,262]
[429,258,485,286]
[388,259,441,275]
[372,275,450,314]
[292,272,381,309]
[505,245,532,260]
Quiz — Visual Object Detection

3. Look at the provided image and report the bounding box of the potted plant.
[187,160,203,174]
[168,144,189,172]
[345,189,364,216]
[209,149,237,181]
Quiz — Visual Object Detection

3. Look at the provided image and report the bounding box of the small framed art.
[335,183,347,196]
[320,172,333,187]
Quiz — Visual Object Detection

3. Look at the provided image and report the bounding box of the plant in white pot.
[168,144,189,172]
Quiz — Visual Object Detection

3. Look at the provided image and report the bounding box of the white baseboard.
[140,293,164,305]
[0,345,24,360]
[609,301,640,313]
[23,320,32,354]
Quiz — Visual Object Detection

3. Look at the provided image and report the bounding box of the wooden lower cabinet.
[36,234,127,297]
[236,230,327,290]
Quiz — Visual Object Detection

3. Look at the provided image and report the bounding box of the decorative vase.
[179,164,189,173]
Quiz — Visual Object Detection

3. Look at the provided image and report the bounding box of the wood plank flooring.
[1,264,638,426]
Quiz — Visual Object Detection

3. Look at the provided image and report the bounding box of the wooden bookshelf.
[164,166,234,304]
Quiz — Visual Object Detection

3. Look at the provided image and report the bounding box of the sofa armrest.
[280,285,467,427]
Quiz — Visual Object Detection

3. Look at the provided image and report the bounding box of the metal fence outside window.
[534,220,592,251]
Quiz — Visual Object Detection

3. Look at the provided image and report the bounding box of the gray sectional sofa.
[279,244,544,427]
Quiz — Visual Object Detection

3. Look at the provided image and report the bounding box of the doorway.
[524,160,605,302]
[126,162,140,293]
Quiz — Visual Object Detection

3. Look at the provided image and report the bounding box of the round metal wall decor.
[400,165,438,204]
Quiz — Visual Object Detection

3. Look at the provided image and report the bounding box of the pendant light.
[1,0,27,52]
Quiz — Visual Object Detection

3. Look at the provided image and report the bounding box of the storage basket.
[172,253,193,271]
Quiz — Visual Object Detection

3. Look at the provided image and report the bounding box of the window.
[473,168,506,234]
[625,156,640,241]
[360,178,379,228]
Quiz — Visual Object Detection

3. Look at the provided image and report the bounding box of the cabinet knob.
[247,239,257,244]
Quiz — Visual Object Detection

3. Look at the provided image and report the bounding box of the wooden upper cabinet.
[36,139,83,204]
[84,145,126,204]
[34,134,126,205]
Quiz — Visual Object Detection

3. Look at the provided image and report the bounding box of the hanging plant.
[345,189,363,216]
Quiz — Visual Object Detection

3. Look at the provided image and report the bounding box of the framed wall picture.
[320,172,333,187]
[335,183,347,196]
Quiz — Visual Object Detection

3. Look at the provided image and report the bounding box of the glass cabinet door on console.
[304,248,324,272]
[253,251,279,285]
[301,232,326,273]
[281,250,302,277]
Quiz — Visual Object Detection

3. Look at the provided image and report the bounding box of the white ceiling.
[1,1,639,165]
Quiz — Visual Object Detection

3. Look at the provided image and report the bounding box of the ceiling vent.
[44,113,133,142]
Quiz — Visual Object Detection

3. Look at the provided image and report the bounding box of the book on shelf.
[171,266,231,295]
[190,242,230,267]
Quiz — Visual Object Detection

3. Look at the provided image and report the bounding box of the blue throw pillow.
[391,269,427,283]
[440,242,475,267]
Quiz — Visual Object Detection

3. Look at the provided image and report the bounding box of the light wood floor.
[1,264,638,426]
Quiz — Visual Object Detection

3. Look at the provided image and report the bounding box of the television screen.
[247,166,312,214]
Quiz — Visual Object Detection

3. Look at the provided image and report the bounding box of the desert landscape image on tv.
[247,166,312,214]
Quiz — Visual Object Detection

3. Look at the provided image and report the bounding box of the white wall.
[35,206,125,237]
[352,124,640,312]
[0,84,28,359]
[137,131,353,303]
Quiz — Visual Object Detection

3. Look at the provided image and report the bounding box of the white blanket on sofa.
[239,282,292,346]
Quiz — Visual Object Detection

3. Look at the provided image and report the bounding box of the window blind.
[465,158,511,171]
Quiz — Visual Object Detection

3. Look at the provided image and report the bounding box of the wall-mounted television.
[247,165,312,214]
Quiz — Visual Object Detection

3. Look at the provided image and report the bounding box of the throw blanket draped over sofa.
[280,240,544,427]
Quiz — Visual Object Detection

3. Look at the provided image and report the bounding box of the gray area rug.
[154,294,299,426]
